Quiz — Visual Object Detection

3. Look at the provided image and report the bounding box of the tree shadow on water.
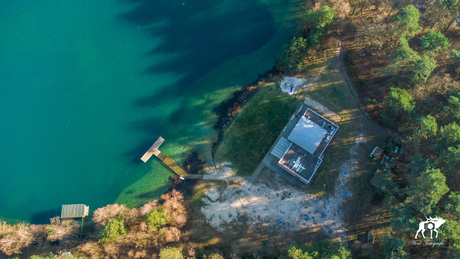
[118,0,276,107]
[30,208,61,224]
[136,188,169,200]
[122,140,158,165]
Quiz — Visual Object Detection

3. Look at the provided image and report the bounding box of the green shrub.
[159,247,183,259]
[364,98,378,104]
[145,208,170,232]
[98,217,127,243]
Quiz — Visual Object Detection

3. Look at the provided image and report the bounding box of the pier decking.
[162,155,188,177]
[141,137,165,163]
[141,137,188,177]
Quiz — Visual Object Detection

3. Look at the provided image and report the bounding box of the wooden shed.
[61,204,89,219]
[370,146,384,159]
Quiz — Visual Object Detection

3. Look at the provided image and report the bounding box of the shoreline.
[210,67,279,161]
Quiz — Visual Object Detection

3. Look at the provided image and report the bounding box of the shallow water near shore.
[0,0,302,223]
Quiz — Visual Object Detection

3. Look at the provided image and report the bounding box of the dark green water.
[0,0,301,223]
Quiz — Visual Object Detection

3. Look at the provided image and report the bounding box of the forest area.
[343,0,460,258]
[0,0,459,258]
[277,0,460,258]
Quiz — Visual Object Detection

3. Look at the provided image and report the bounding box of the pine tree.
[405,168,449,214]
[419,30,450,52]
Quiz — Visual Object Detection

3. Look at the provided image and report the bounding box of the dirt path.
[323,23,392,241]
[335,33,389,136]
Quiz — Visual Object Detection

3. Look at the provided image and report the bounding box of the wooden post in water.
[81,216,85,233]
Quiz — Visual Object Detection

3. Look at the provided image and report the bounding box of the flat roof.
[371,146,383,157]
[288,116,327,154]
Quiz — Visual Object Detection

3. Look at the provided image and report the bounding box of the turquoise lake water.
[0,0,301,223]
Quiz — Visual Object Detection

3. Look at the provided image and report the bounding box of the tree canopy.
[441,145,460,169]
[444,94,460,119]
[396,37,419,62]
[409,53,437,86]
[451,49,460,72]
[392,5,422,39]
[305,5,336,32]
[305,5,336,50]
[386,38,436,87]
[277,37,308,73]
[405,168,449,214]
[436,122,460,151]
[420,30,450,52]
[145,208,170,232]
[98,217,127,243]
[279,240,351,259]
[383,237,409,259]
[386,87,415,114]
[416,115,438,138]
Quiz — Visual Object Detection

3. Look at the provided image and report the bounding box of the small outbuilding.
[61,204,89,219]
[370,146,384,159]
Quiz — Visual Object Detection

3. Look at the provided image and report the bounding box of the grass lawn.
[214,83,301,176]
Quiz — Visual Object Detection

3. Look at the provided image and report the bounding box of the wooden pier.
[141,137,165,163]
[141,137,188,178]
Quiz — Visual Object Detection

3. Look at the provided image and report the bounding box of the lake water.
[0,0,301,223]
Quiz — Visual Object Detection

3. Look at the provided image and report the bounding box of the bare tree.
[0,221,28,239]
[163,227,180,243]
[0,225,44,256]
[92,204,128,227]
[140,200,159,217]
[79,241,105,259]
[161,190,187,228]
[46,216,79,243]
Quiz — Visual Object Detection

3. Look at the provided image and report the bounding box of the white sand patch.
[355,133,366,144]
[201,174,347,233]
[205,187,221,202]
[280,77,306,95]
[204,162,235,177]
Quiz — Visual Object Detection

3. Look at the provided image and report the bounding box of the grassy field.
[214,83,301,176]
